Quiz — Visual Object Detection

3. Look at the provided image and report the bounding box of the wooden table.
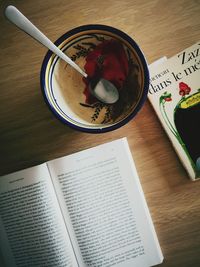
[0,0,200,266]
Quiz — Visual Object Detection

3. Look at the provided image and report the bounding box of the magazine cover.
[148,42,200,180]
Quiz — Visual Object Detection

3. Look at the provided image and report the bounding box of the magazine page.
[0,163,78,267]
[148,42,200,180]
[48,138,163,267]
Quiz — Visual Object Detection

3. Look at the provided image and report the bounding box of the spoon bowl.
[89,78,119,104]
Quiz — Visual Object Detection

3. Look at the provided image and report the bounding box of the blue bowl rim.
[40,24,149,133]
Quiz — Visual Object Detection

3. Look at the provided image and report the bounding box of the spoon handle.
[5,5,87,78]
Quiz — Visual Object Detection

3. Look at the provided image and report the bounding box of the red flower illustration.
[82,39,129,104]
[179,82,191,97]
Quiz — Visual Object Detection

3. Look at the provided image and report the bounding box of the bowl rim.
[40,24,149,133]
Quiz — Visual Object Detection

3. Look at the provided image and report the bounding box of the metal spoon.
[5,5,119,104]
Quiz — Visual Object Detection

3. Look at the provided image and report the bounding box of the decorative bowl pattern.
[40,24,149,133]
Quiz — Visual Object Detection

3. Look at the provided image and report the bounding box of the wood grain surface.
[0,0,200,266]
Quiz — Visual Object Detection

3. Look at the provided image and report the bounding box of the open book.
[148,41,200,180]
[0,138,163,267]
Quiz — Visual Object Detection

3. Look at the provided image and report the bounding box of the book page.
[48,138,163,267]
[0,163,78,267]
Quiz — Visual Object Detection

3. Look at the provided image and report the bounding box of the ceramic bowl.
[40,24,149,133]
